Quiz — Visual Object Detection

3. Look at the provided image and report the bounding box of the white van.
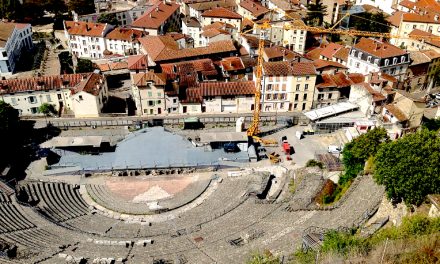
[328,145,343,154]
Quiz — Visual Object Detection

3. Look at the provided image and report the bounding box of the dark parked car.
[223,142,238,153]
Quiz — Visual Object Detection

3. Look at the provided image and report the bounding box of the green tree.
[423,118,440,131]
[373,129,440,205]
[76,58,93,73]
[340,128,389,184]
[38,103,57,117]
[0,101,19,167]
[68,0,95,15]
[0,0,22,20]
[305,0,327,26]
[97,13,119,25]
[351,12,390,33]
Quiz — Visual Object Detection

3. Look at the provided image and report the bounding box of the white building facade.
[0,23,33,75]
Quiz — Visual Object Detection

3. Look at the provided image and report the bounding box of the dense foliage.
[67,0,95,16]
[423,117,440,131]
[305,0,327,26]
[0,101,19,167]
[97,13,119,25]
[373,129,440,205]
[38,103,57,117]
[76,58,94,73]
[350,12,390,33]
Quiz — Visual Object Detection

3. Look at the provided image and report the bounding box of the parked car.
[328,145,343,154]
[223,142,239,153]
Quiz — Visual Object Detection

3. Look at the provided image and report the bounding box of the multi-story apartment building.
[182,17,202,47]
[0,22,33,75]
[131,1,180,36]
[105,28,145,56]
[0,73,108,117]
[348,38,410,84]
[185,0,237,21]
[132,72,166,115]
[64,21,114,59]
[201,7,242,30]
[260,61,317,112]
[73,5,151,26]
[237,0,269,20]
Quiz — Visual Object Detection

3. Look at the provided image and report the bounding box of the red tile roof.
[139,36,236,62]
[127,55,148,70]
[316,72,355,89]
[422,49,440,59]
[263,46,302,60]
[239,0,269,17]
[399,0,416,10]
[219,56,245,71]
[188,0,236,11]
[409,29,440,47]
[347,73,365,84]
[132,72,166,86]
[402,12,440,23]
[0,73,89,94]
[358,82,387,102]
[105,27,145,41]
[320,43,344,59]
[202,7,242,19]
[262,61,316,76]
[387,11,404,27]
[185,81,255,102]
[161,58,218,87]
[305,47,323,60]
[131,2,180,29]
[353,38,407,58]
[201,28,230,38]
[313,59,347,70]
[71,73,105,96]
[333,47,350,62]
[64,21,108,37]
[96,60,128,72]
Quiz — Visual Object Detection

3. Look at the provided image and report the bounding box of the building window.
[367,56,372,63]
[302,103,306,110]
[303,94,307,100]
[305,84,309,91]
[157,100,161,104]
[267,84,273,91]
[374,59,379,65]
[393,58,398,64]
[2,51,6,57]
[79,95,83,100]
[11,98,16,105]
[57,94,62,100]
[28,96,37,104]
[148,91,152,97]
[148,101,154,106]
[385,59,389,66]
[401,56,406,63]
[358,52,362,59]
[296,84,300,91]
[294,94,299,101]
[266,94,271,100]
[306,76,310,80]
[46,95,52,102]
[297,76,302,81]
[328,93,332,99]
[30,107,38,114]
[294,103,297,109]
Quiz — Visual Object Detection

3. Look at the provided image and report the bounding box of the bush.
[315,179,336,205]
[292,249,315,264]
[305,159,323,169]
[322,230,366,256]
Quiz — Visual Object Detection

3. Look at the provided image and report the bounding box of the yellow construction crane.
[244,11,440,144]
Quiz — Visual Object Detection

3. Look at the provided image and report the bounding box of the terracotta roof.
[14,23,30,30]
[262,61,316,76]
[313,59,347,70]
[387,11,404,27]
[316,72,355,89]
[263,46,302,60]
[71,73,105,96]
[413,0,440,16]
[409,29,440,47]
[202,21,235,31]
[320,43,344,59]
[399,0,416,10]
[132,72,166,86]
[96,60,128,72]
[353,38,407,58]
[240,34,271,48]
[161,58,218,87]
[421,49,440,59]
[127,54,148,70]
[131,2,180,29]
[0,73,89,94]
[239,0,269,17]
[384,104,408,121]
[105,27,145,41]
[0,22,16,47]
[333,47,350,62]
[410,50,431,65]
[402,12,440,24]
[188,0,236,11]
[305,47,323,60]
[219,56,245,71]
[184,17,201,28]
[347,73,365,84]
[202,7,242,19]
[357,82,387,102]
[64,21,108,37]
[139,36,236,62]
[185,81,255,102]
[201,28,230,38]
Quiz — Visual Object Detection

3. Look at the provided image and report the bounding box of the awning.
[304,102,359,122]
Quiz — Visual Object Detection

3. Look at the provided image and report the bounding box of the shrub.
[314,179,336,205]
[305,159,323,169]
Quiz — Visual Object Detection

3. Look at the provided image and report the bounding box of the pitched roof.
[201,28,230,38]
[421,49,440,59]
[0,73,88,94]
[64,21,108,37]
[132,72,166,86]
[185,81,255,102]
[131,2,180,29]
[139,36,236,62]
[333,47,350,61]
[357,82,387,101]
[96,60,128,72]
[399,0,416,10]
[263,46,302,60]
[353,38,407,58]
[0,22,16,47]
[316,72,355,89]
[71,73,105,96]
[188,0,236,11]
[320,43,344,59]
[387,11,405,27]
[402,12,440,24]
[183,17,201,28]
[202,7,242,19]
[384,104,408,121]
[313,59,348,70]
[161,58,218,87]
[305,47,323,60]
[127,54,148,70]
[239,0,269,17]
[105,27,145,41]
[410,50,431,65]
[409,29,440,47]
[262,61,316,76]
[347,73,365,84]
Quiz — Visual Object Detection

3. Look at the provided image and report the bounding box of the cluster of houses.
[0,0,439,138]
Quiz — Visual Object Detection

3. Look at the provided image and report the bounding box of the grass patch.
[288,178,295,194]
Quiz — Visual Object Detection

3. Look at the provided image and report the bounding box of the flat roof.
[199,132,248,143]
[304,102,359,122]
[41,136,104,148]
[315,111,370,124]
